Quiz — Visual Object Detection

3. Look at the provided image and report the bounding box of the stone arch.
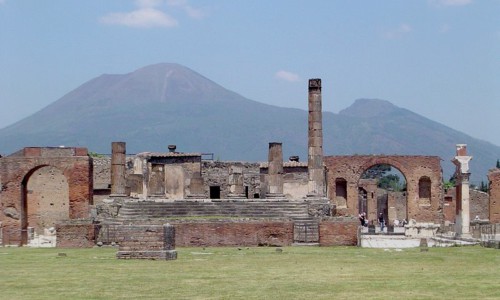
[0,147,92,246]
[325,155,442,223]
[21,165,69,243]
[357,160,408,225]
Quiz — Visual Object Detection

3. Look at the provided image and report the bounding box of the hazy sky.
[1,1,499,145]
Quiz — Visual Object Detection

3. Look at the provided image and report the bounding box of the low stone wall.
[95,219,361,248]
[115,224,177,260]
[56,221,95,248]
[173,220,294,247]
[318,218,358,246]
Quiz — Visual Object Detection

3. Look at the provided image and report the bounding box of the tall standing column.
[110,141,127,197]
[452,144,472,237]
[266,142,285,199]
[307,78,325,198]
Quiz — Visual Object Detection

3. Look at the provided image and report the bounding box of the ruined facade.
[0,147,92,245]
[325,155,443,223]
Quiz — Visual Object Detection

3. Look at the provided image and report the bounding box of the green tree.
[479,181,488,192]
[378,174,406,192]
[497,159,500,168]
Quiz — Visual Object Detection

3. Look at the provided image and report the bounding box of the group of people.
[359,212,408,231]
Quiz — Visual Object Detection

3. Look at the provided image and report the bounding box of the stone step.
[117,201,310,220]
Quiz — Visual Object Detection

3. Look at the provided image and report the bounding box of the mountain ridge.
[0,63,498,183]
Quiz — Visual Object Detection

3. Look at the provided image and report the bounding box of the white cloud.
[100,0,205,28]
[275,70,300,82]
[167,0,207,19]
[100,8,178,28]
[430,0,473,6]
[383,24,412,39]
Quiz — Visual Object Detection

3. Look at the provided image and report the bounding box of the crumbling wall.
[325,155,443,223]
[260,162,308,199]
[202,161,261,199]
[444,187,489,223]
[0,147,92,245]
[56,221,95,248]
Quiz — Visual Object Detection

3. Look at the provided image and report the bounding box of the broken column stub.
[307,78,326,199]
[227,165,246,200]
[110,141,127,197]
[452,144,472,237]
[266,142,286,200]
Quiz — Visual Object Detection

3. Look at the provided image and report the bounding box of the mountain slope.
[0,63,498,183]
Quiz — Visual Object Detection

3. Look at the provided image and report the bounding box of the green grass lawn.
[0,246,499,299]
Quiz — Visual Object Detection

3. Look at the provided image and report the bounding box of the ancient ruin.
[0,79,499,251]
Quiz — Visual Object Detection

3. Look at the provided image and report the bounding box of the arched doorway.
[21,166,69,244]
[358,164,407,227]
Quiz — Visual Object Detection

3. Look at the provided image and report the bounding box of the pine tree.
[497,159,500,168]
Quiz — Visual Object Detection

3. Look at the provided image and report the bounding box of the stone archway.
[358,164,407,227]
[21,165,69,244]
[325,155,443,223]
[0,147,92,246]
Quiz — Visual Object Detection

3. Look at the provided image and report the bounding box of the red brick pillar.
[488,169,500,223]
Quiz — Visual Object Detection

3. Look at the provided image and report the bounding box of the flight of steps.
[97,200,321,246]
[116,200,310,222]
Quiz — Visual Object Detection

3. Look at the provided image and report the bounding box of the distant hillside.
[0,63,498,183]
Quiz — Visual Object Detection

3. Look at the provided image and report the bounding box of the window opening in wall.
[245,186,249,199]
[418,176,432,206]
[209,186,220,199]
[335,178,347,208]
[253,193,260,199]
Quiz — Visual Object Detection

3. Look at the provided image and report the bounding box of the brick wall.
[114,225,165,251]
[325,155,443,223]
[173,221,294,247]
[56,222,95,248]
[319,218,358,246]
[488,169,500,223]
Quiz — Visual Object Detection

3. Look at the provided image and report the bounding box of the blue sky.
[1,0,499,145]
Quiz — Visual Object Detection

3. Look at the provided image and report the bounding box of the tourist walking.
[378,213,385,232]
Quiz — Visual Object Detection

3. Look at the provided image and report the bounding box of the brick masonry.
[319,218,358,246]
[0,147,93,245]
[173,221,294,247]
[325,155,443,223]
[488,169,500,223]
[56,222,95,248]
